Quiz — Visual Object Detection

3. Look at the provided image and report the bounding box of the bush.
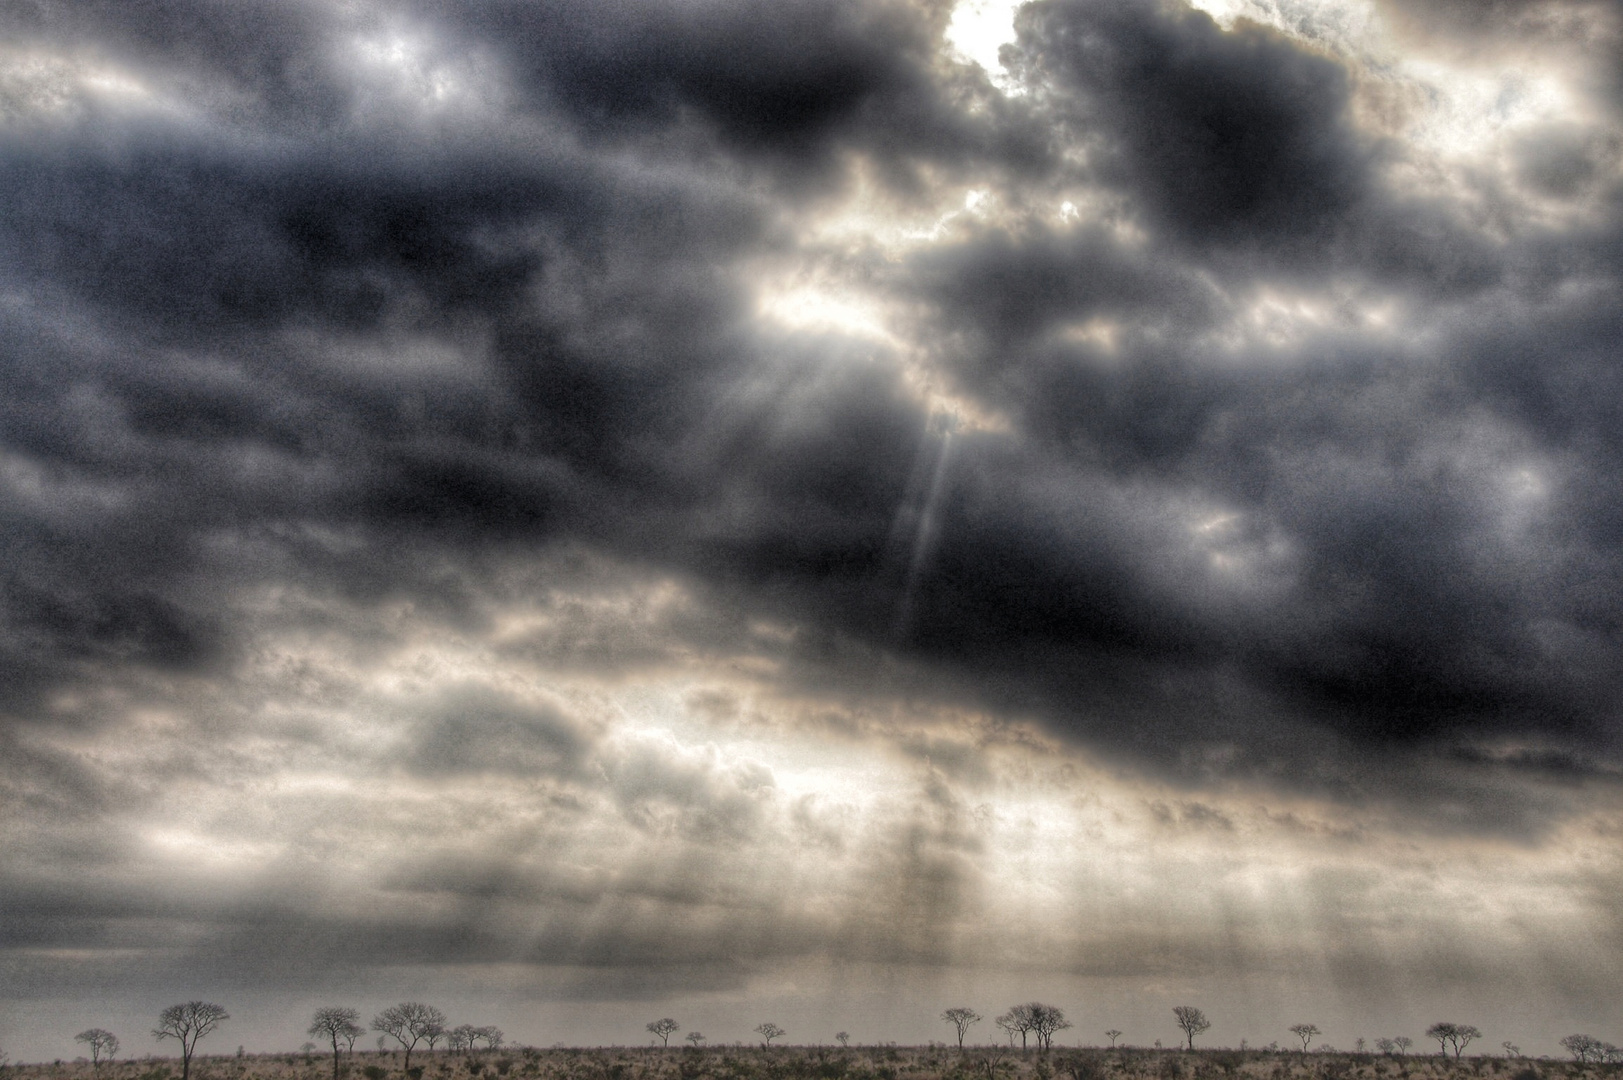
[363,1067,387,1080]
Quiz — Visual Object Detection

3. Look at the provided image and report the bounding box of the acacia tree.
[309,1008,364,1080]
[1426,1023,1481,1059]
[647,1019,679,1048]
[475,1027,503,1051]
[1172,1007,1210,1051]
[943,1009,983,1050]
[76,1030,120,1066]
[1562,1035,1603,1063]
[1028,1004,1072,1051]
[1289,1025,1321,1054]
[1105,1032,1122,1049]
[1394,1037,1412,1056]
[685,1032,706,1047]
[997,1007,1034,1050]
[450,1025,479,1054]
[371,1003,447,1071]
[835,1033,849,1048]
[153,1001,230,1080]
[755,1023,785,1046]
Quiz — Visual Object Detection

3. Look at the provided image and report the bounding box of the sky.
[3,0,1623,1063]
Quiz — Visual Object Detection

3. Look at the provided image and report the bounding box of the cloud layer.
[4,0,1623,1060]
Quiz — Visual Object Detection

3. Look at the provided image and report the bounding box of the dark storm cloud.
[422,0,1001,185]
[1008,0,1376,252]
[5,0,1623,899]
[811,0,1623,803]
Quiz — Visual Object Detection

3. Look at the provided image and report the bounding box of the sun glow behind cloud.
[944,0,1026,80]
[18,564,1620,1008]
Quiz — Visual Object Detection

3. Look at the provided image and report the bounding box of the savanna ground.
[8,1045,1620,1080]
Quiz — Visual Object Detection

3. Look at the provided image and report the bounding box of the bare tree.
[310,1009,364,1080]
[1028,1005,1072,1051]
[835,1033,849,1049]
[997,1006,1034,1050]
[449,1025,479,1054]
[943,1009,983,1050]
[685,1033,706,1047]
[647,1020,679,1048]
[153,1001,230,1080]
[1375,1039,1396,1055]
[755,1023,785,1046]
[1562,1035,1604,1063]
[474,1027,504,1052]
[1172,1007,1210,1051]
[1394,1037,1412,1056]
[76,1030,120,1066]
[371,1003,447,1071]
[1289,1025,1321,1054]
[1425,1024,1480,1060]
[1502,1042,1521,1058]
[1105,1032,1122,1050]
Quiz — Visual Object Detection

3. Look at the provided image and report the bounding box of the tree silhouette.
[1172,1007,1210,1051]
[310,1008,364,1080]
[647,1019,679,1047]
[685,1032,706,1047]
[1426,1023,1480,1059]
[371,1003,446,1071]
[1028,1004,1072,1051]
[1289,1025,1320,1054]
[997,1008,1032,1050]
[1105,1032,1122,1049]
[153,1002,229,1080]
[943,1009,983,1050]
[75,1030,119,1066]
[1563,1035,1604,1063]
[755,1023,785,1046]
[835,1033,849,1048]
